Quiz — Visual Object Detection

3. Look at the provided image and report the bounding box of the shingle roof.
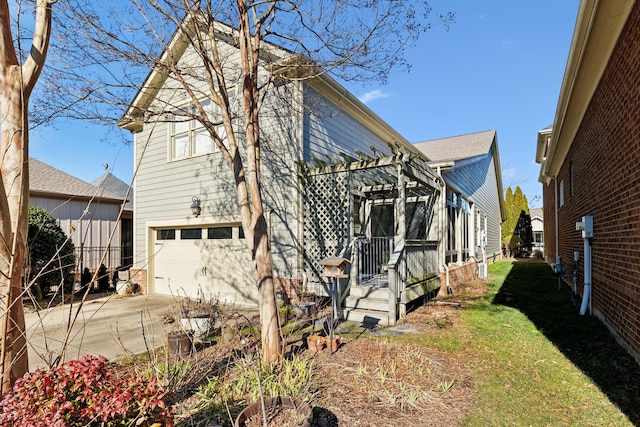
[530,207,543,219]
[413,130,496,162]
[91,172,133,209]
[29,158,123,202]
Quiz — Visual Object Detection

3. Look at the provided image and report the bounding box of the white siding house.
[530,207,544,253]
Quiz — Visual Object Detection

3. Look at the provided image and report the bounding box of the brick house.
[536,0,640,362]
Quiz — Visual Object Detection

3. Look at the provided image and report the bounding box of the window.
[157,229,175,240]
[559,180,565,207]
[208,226,233,239]
[170,91,237,160]
[181,228,202,240]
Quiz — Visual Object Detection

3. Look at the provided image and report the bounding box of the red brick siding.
[128,268,148,294]
[551,2,640,362]
[542,181,557,263]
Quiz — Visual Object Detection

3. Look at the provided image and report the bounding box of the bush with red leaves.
[0,354,173,426]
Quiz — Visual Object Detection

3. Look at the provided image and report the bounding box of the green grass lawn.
[412,260,640,426]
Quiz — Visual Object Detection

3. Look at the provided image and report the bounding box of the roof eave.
[29,190,125,205]
[535,127,552,164]
[544,0,634,178]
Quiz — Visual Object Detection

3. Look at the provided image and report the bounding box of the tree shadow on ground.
[493,260,640,425]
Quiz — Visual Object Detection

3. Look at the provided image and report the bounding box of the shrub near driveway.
[448,260,640,426]
[0,354,173,426]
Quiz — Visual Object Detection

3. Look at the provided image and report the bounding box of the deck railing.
[356,237,394,286]
[405,240,439,281]
[387,240,439,325]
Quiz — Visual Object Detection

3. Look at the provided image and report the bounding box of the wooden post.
[395,162,406,319]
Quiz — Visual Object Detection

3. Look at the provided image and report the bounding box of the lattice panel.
[303,171,351,289]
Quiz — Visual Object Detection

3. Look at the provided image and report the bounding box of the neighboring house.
[29,158,132,275]
[118,20,503,325]
[91,172,134,267]
[414,130,506,268]
[530,207,544,253]
[536,0,640,362]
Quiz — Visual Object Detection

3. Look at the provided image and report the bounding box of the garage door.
[151,226,257,306]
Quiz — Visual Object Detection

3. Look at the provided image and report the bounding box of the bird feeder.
[319,257,350,278]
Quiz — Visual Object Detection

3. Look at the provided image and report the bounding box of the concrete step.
[348,285,389,300]
[345,294,389,312]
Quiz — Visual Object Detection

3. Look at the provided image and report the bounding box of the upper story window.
[170,91,237,161]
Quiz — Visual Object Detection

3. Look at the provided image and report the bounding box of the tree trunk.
[0,66,30,395]
[236,1,282,363]
[254,215,282,363]
[0,0,52,393]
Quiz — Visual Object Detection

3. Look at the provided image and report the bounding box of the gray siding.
[30,196,123,268]
[443,153,503,258]
[132,83,303,296]
[302,86,393,163]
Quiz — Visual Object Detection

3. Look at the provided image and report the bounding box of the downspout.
[576,216,593,315]
[443,264,451,295]
[579,236,592,315]
[554,177,560,268]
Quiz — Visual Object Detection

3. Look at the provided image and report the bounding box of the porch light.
[191,196,201,217]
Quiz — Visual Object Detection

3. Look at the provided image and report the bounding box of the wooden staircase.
[342,284,392,327]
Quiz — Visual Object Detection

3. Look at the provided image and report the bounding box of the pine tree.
[501,186,533,257]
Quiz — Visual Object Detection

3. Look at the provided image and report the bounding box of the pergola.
[301,153,444,322]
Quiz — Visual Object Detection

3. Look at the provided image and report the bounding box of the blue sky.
[30,0,580,206]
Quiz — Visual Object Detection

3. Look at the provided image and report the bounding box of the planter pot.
[180,312,214,337]
[115,280,131,295]
[327,335,341,352]
[167,332,192,359]
[235,396,312,427]
[306,335,325,352]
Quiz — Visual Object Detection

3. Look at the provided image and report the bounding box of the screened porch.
[302,153,444,325]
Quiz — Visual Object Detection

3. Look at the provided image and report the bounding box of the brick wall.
[551,2,640,363]
[439,260,478,295]
[127,268,148,295]
[274,276,304,303]
[542,181,556,263]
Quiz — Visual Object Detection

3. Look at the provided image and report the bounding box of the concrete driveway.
[25,294,176,370]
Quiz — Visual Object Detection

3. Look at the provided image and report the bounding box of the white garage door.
[151,226,257,307]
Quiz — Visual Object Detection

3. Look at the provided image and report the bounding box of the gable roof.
[29,158,123,203]
[91,172,133,209]
[413,130,496,163]
[530,207,543,220]
[413,130,505,221]
[118,15,424,160]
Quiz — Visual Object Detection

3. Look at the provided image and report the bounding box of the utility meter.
[575,215,593,238]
